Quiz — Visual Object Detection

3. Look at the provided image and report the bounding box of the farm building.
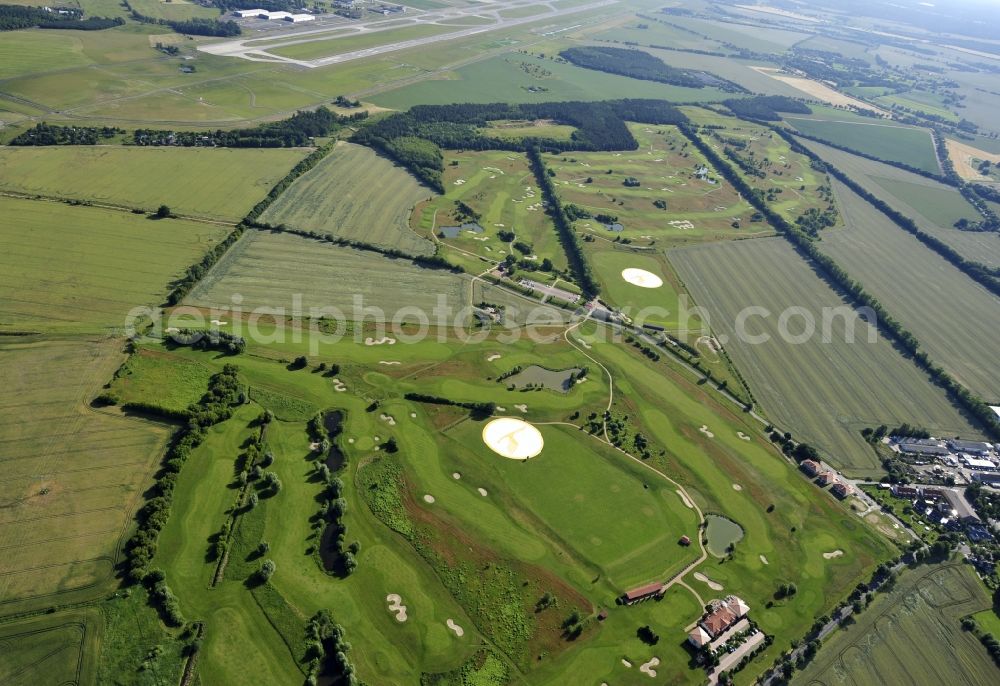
[620,582,665,605]
[964,456,997,471]
[973,472,1000,486]
[948,439,993,455]
[799,459,821,477]
[233,8,268,17]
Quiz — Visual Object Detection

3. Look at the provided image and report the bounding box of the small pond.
[504,365,582,392]
[439,222,484,238]
[704,514,744,557]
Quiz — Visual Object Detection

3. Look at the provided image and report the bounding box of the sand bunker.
[487,354,501,362]
[693,572,724,591]
[621,268,663,289]
[699,425,715,438]
[409,412,417,418]
[737,432,751,441]
[732,483,743,491]
[823,550,844,560]
[477,487,488,497]
[482,417,543,460]
[760,555,769,565]
[364,337,396,346]
[386,594,408,622]
[331,378,346,392]
[379,360,401,366]
[677,490,694,509]
[514,404,528,413]
[621,659,633,668]
[639,657,659,677]
[210,319,227,326]
[452,472,462,480]
[446,619,464,637]
[423,494,436,504]
[380,413,396,426]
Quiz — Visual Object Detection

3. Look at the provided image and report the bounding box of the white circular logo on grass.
[482,417,544,460]
[621,268,663,289]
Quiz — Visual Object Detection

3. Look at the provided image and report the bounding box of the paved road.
[199,0,619,67]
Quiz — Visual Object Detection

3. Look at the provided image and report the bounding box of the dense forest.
[559,46,712,89]
[723,95,812,121]
[353,99,687,191]
[0,5,124,31]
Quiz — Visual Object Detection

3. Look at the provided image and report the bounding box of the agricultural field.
[670,236,983,476]
[786,117,940,173]
[411,150,568,272]
[544,122,757,244]
[261,142,435,256]
[0,337,170,614]
[0,146,309,221]
[0,609,101,686]
[820,179,1000,399]
[796,562,997,686]
[684,107,838,225]
[873,89,961,122]
[185,229,478,320]
[0,197,230,333]
[797,137,1000,268]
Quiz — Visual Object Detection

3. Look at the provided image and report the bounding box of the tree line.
[680,123,1000,441]
[0,5,123,31]
[122,0,240,36]
[526,146,600,298]
[775,129,1000,292]
[12,107,365,148]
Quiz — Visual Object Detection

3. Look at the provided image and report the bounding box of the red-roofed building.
[688,595,751,649]
[620,581,664,605]
[800,459,821,477]
[679,535,691,546]
[817,471,837,486]
[831,482,853,499]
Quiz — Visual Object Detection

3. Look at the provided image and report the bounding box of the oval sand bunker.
[482,417,543,460]
[621,268,663,289]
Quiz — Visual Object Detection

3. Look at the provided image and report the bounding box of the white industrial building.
[233,9,315,22]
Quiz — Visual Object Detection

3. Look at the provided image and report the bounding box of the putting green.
[481,417,544,460]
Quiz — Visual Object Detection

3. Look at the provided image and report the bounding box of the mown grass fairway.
[822,179,1000,399]
[0,337,169,614]
[685,107,838,224]
[262,142,435,256]
[412,150,567,271]
[670,237,982,475]
[0,146,309,221]
[796,561,997,686]
[787,117,940,173]
[543,123,757,245]
[0,197,230,332]
[588,248,697,331]
[185,229,473,319]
